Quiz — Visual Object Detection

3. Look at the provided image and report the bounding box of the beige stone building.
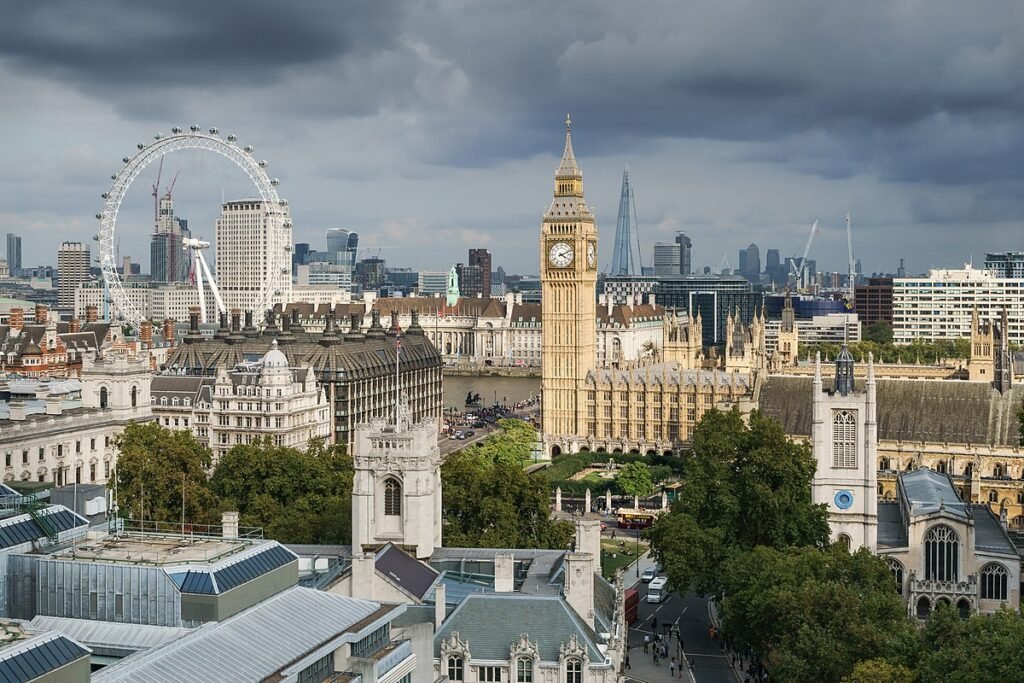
[538,118,762,456]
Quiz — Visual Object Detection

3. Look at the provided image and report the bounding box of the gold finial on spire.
[566,113,572,131]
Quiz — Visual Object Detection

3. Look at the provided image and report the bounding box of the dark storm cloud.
[0,0,401,86]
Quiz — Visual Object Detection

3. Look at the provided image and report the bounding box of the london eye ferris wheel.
[96,126,292,330]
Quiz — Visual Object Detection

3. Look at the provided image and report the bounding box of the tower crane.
[789,219,819,291]
[151,157,164,224]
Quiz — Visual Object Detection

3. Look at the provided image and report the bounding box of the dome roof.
[262,339,289,369]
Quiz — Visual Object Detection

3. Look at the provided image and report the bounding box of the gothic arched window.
[131,386,137,408]
[888,558,905,595]
[565,659,582,683]
[980,563,1008,600]
[988,490,999,503]
[924,525,959,582]
[879,457,890,471]
[994,463,1005,478]
[964,463,973,477]
[832,410,857,469]
[936,460,948,474]
[517,659,533,683]
[447,657,464,682]
[99,387,108,409]
[384,478,402,517]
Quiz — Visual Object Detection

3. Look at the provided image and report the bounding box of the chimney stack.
[494,553,515,592]
[163,318,175,347]
[9,308,23,332]
[45,395,63,416]
[434,583,447,628]
[7,402,26,421]
[564,552,596,628]
[34,304,48,325]
[69,318,81,334]
[351,552,376,599]
[221,511,239,539]
[140,320,153,348]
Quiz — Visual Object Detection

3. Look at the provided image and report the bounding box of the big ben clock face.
[587,242,596,269]
[549,242,574,267]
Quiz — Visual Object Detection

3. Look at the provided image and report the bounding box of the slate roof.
[27,616,193,658]
[900,469,968,519]
[94,587,392,683]
[971,504,1017,554]
[587,364,751,390]
[877,502,908,549]
[434,594,605,663]
[375,543,439,600]
[0,631,90,683]
[758,375,1024,446]
[150,375,212,404]
[166,542,298,595]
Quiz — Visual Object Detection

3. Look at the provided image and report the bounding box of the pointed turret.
[556,113,582,180]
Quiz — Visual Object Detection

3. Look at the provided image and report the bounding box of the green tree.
[842,659,914,683]
[862,322,894,344]
[473,419,536,467]
[648,409,829,594]
[209,438,353,544]
[917,606,1024,683]
[442,447,572,549]
[617,461,654,498]
[115,422,222,526]
[717,546,918,683]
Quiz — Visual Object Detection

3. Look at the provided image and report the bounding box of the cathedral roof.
[758,376,1023,446]
[586,364,752,390]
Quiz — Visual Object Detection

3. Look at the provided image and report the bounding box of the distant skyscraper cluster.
[150,191,191,284]
[652,232,691,276]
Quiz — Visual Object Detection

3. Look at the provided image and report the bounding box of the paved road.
[625,561,736,683]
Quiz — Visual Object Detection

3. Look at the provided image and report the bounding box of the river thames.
[442,374,540,412]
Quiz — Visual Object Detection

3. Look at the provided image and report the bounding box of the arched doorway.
[663,450,674,457]
[645,450,656,456]
[916,596,931,619]
[596,447,606,453]
[957,598,971,620]
[550,445,562,457]
[629,449,640,455]
[579,446,590,453]
[612,448,623,454]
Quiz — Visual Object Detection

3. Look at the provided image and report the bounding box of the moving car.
[641,566,656,583]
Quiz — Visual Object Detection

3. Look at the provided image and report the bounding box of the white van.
[647,576,669,603]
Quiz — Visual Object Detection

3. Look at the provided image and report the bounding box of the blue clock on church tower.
[834,490,854,510]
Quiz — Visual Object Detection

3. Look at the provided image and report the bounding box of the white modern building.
[893,267,1024,345]
[215,199,292,313]
[764,313,861,354]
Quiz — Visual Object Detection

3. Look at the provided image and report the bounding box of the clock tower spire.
[540,115,598,455]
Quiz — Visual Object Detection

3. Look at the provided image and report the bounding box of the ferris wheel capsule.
[110,174,117,180]
[155,133,162,140]
[137,143,144,150]
[122,157,130,164]
[227,134,237,143]
[190,125,200,133]
[258,160,268,168]
[172,127,182,134]
[95,214,102,220]
[270,178,280,186]
[101,192,109,199]
[209,127,219,135]
[243,145,254,153]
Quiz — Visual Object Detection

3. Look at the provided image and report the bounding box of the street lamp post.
[636,525,640,576]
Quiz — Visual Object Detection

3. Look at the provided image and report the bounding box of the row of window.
[5,437,110,467]
[447,657,582,683]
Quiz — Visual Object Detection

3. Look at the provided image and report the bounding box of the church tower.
[775,292,798,369]
[811,348,878,551]
[351,405,443,559]
[541,115,598,454]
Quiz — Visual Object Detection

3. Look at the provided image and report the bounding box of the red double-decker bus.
[624,587,639,624]
[617,510,656,529]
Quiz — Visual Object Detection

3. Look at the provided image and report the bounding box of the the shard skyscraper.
[609,166,642,275]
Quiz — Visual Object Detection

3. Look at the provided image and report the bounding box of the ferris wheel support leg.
[197,251,227,317]
[195,261,208,325]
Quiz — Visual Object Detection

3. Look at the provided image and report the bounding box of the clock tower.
[541,115,598,453]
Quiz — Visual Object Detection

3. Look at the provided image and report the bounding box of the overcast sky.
[2,1,1023,277]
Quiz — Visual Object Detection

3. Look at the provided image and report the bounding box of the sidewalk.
[625,635,694,683]
[707,601,754,683]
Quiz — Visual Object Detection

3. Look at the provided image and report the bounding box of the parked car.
[464,430,476,437]
[641,566,656,583]
[454,431,465,439]
[473,421,486,428]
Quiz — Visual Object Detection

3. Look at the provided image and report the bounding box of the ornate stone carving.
[440,631,471,660]
[510,633,539,661]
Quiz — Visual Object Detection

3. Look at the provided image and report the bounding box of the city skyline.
[2,2,1024,276]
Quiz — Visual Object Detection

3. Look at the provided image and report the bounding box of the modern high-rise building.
[984,252,1024,279]
[468,246,491,296]
[676,232,692,276]
[892,267,1024,344]
[150,192,191,283]
[455,263,485,298]
[609,167,642,276]
[738,243,760,283]
[653,231,692,276]
[5,233,22,275]
[57,242,91,311]
[854,277,894,325]
[215,199,292,312]
[292,242,310,276]
[418,271,449,296]
[765,248,785,286]
[652,242,679,276]
[354,257,386,289]
[325,228,359,267]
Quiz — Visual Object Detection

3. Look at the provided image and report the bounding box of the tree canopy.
[916,605,1024,683]
[802,338,970,364]
[616,461,654,498]
[443,428,572,549]
[648,408,829,594]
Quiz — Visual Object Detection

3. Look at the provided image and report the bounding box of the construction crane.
[846,213,855,301]
[151,157,164,223]
[789,219,819,291]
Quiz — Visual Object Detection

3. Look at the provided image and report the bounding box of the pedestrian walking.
[690,657,696,670]
[652,616,658,631]
[643,635,649,653]
[625,653,630,670]
[653,651,659,666]
[670,660,676,677]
